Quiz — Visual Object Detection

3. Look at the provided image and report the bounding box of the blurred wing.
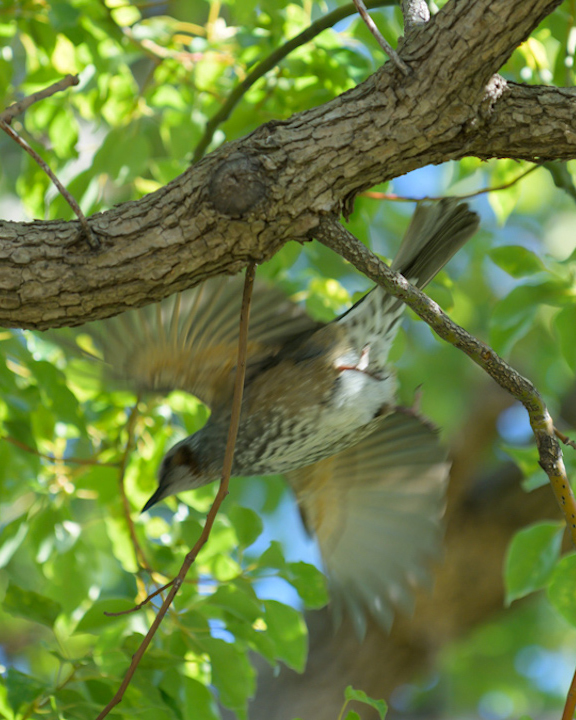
[51,274,319,408]
[286,410,449,638]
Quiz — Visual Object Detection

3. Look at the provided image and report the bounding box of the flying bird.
[64,199,479,637]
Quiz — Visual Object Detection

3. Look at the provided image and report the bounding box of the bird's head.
[141,435,209,513]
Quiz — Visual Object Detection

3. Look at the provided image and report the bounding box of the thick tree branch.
[467,82,576,161]
[314,217,576,545]
[0,0,564,330]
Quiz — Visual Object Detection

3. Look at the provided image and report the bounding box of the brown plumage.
[60,199,479,635]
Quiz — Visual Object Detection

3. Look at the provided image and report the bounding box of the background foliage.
[2,1,576,719]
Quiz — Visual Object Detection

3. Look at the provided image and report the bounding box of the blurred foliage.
[2,1,576,719]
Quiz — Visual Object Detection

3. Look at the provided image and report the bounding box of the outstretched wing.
[52,274,320,409]
[286,410,449,638]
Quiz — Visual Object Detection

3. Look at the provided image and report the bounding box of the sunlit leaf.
[228,504,263,549]
[548,554,576,627]
[3,583,61,628]
[344,686,388,719]
[75,598,135,634]
[504,521,564,604]
[284,561,328,609]
[263,600,307,672]
[200,637,256,717]
[489,246,545,278]
[5,669,47,715]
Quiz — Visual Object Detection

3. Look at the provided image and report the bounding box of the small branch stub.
[401,0,430,30]
[209,155,267,217]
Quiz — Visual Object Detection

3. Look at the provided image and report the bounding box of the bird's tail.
[390,198,480,287]
[337,199,479,365]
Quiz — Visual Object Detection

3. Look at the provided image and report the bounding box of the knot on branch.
[479,74,508,119]
[209,154,267,217]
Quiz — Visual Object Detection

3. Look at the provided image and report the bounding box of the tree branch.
[192,0,396,164]
[0,119,99,250]
[314,216,576,546]
[352,0,409,75]
[0,74,79,124]
[467,82,576,162]
[0,0,566,330]
[95,263,256,720]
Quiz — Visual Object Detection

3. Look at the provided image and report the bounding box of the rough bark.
[0,0,565,329]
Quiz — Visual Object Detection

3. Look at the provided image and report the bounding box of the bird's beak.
[141,486,167,514]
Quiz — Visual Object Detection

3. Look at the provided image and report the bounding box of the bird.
[61,199,479,637]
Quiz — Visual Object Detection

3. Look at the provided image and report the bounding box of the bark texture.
[0,0,566,329]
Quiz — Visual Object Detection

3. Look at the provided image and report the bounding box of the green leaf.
[75,598,135,633]
[501,444,547,491]
[257,541,287,570]
[555,304,576,373]
[305,277,350,322]
[344,712,361,720]
[344,686,388,719]
[284,561,328,609]
[3,583,61,628]
[0,521,29,568]
[201,637,256,717]
[487,160,525,224]
[490,280,573,355]
[5,669,46,714]
[544,161,576,201]
[183,677,220,720]
[504,521,564,604]
[489,246,545,278]
[205,581,262,623]
[226,617,278,666]
[488,186,520,225]
[548,554,576,626]
[263,600,308,672]
[228,504,263,548]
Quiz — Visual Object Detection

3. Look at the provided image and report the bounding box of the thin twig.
[192,0,395,163]
[563,663,576,720]
[116,400,153,574]
[2,434,119,467]
[352,0,410,75]
[0,119,100,249]
[104,579,175,617]
[314,217,576,547]
[95,263,257,720]
[121,26,229,69]
[362,164,539,202]
[555,427,576,451]
[0,74,79,124]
